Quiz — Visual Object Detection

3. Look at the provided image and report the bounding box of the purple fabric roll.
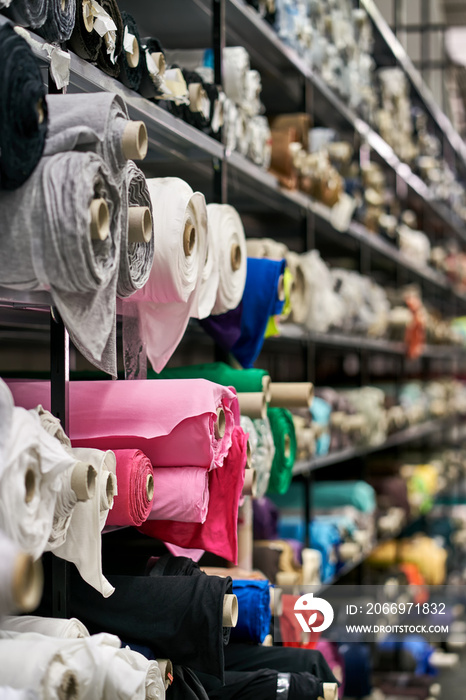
[253,497,279,541]
[199,302,243,352]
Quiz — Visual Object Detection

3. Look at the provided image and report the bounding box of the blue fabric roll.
[310,396,332,456]
[377,636,437,676]
[339,643,372,697]
[277,517,341,582]
[269,479,376,514]
[232,258,286,368]
[230,580,272,644]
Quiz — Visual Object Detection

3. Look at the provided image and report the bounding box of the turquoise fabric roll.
[270,480,376,513]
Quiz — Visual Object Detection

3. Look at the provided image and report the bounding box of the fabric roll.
[246,238,290,261]
[118,12,144,91]
[67,570,232,682]
[52,447,117,597]
[197,668,326,700]
[223,47,250,105]
[4,0,47,28]
[44,93,129,181]
[139,425,248,563]
[0,635,78,700]
[313,481,376,514]
[0,25,48,191]
[232,258,286,368]
[68,0,103,62]
[117,161,155,298]
[139,37,166,99]
[95,0,123,77]
[251,417,275,498]
[0,151,120,376]
[229,580,271,644]
[0,615,89,639]
[266,408,297,495]
[149,362,269,394]
[252,497,279,540]
[148,467,209,523]
[128,177,209,371]
[7,0,76,40]
[199,303,243,353]
[7,379,238,471]
[105,449,154,528]
[207,204,247,315]
[0,402,77,559]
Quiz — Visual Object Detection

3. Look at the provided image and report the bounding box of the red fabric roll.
[106,449,154,527]
[139,426,248,563]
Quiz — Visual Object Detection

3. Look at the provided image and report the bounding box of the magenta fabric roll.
[139,425,248,563]
[149,467,210,523]
[6,379,239,470]
[106,449,154,527]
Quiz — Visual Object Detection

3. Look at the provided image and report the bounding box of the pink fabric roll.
[148,467,209,523]
[106,449,154,527]
[139,425,248,563]
[6,379,239,471]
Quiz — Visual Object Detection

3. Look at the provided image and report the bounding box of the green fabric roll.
[148,362,269,393]
[266,407,297,495]
[270,480,376,513]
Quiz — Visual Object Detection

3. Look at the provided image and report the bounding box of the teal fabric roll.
[271,480,376,513]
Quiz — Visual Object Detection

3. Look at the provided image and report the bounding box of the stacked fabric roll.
[5,0,76,41]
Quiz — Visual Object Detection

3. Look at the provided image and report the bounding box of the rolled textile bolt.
[230,243,242,272]
[269,382,314,409]
[126,35,140,68]
[151,52,166,77]
[183,220,196,257]
[241,468,257,497]
[24,468,36,504]
[238,392,266,419]
[128,206,152,243]
[322,683,339,700]
[157,659,174,690]
[261,374,271,403]
[146,473,154,501]
[71,462,97,502]
[223,593,238,627]
[122,121,149,161]
[83,0,94,32]
[270,586,282,617]
[277,273,285,301]
[246,440,252,469]
[90,198,110,241]
[214,407,226,439]
[13,553,43,612]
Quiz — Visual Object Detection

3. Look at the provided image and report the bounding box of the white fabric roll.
[207,204,247,315]
[0,616,89,639]
[246,238,290,260]
[293,250,345,332]
[251,417,276,498]
[129,177,208,372]
[223,98,238,153]
[242,69,262,117]
[52,448,117,598]
[195,214,219,321]
[245,115,271,169]
[223,47,250,105]
[0,403,77,560]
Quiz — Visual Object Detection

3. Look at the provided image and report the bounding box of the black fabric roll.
[118,11,144,92]
[0,24,48,191]
[68,0,103,61]
[95,0,123,77]
[224,644,339,685]
[196,670,325,700]
[68,569,232,681]
[5,0,47,29]
[167,667,209,700]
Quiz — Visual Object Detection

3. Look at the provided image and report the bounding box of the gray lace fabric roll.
[7,0,76,41]
[117,161,155,298]
[0,151,121,376]
[44,93,129,181]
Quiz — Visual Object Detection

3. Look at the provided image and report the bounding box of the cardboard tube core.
[246,440,252,469]
[284,434,291,460]
[126,36,139,68]
[24,469,36,504]
[122,121,148,160]
[71,462,97,502]
[146,473,154,502]
[83,0,94,32]
[128,206,152,243]
[238,392,267,419]
[242,468,257,497]
[215,407,226,439]
[36,99,45,125]
[269,382,314,408]
[156,660,173,689]
[223,594,238,627]
[261,374,271,403]
[61,0,66,11]
[151,51,166,76]
[270,587,282,617]
[230,243,242,271]
[12,553,43,612]
[90,198,110,241]
[322,683,339,700]
[183,221,196,256]
[106,473,115,507]
[188,83,204,112]
[277,273,285,301]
